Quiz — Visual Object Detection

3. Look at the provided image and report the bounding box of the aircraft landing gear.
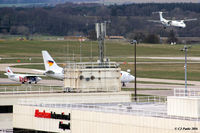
[64,88,71,93]
[22,82,25,84]
[122,82,126,87]
[29,82,31,84]
[35,82,37,84]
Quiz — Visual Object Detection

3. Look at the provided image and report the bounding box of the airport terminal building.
[13,89,200,133]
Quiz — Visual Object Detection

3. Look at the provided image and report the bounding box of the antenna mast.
[95,22,106,64]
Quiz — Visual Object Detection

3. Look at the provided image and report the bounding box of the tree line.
[0,3,199,42]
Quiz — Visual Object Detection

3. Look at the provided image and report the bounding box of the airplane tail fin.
[6,67,13,75]
[42,50,62,72]
[159,12,164,21]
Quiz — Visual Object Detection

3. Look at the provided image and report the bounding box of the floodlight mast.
[180,45,191,96]
[131,40,137,101]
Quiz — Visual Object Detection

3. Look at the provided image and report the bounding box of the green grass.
[120,63,200,81]
[1,39,200,82]
[136,81,193,86]
[0,71,7,78]
[12,62,200,81]
[0,84,21,86]
[0,57,186,64]
[1,40,200,58]
[0,58,43,63]
[0,35,63,40]
[0,40,199,65]
[0,40,99,58]
[13,64,45,70]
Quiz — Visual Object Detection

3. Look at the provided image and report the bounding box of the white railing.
[0,86,64,94]
[65,62,119,69]
[174,88,200,97]
[18,96,200,122]
[18,96,167,105]
[0,129,13,133]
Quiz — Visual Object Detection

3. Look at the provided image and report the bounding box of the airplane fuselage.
[45,73,64,80]
[41,50,135,86]
[159,12,186,28]
[8,74,42,83]
[150,12,196,29]
[162,19,186,28]
[8,74,22,82]
[45,70,134,84]
[120,71,135,83]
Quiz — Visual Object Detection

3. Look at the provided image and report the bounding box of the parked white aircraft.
[121,71,135,86]
[149,12,197,28]
[4,67,42,84]
[37,51,134,86]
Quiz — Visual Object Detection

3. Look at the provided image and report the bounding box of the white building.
[64,62,121,92]
[13,89,200,133]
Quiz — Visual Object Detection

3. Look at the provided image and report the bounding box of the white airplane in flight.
[149,12,197,29]
[4,67,42,84]
[37,51,134,86]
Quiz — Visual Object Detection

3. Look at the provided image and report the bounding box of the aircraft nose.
[38,77,42,81]
[131,75,135,81]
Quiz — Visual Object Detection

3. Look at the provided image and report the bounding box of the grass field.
[121,63,200,81]
[11,62,200,81]
[0,71,7,78]
[1,39,200,81]
[1,40,200,58]
[13,64,45,70]
[136,81,192,86]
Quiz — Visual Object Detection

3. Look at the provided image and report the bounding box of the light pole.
[131,40,137,101]
[79,39,82,62]
[180,45,191,96]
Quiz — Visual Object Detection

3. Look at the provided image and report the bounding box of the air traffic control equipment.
[64,22,121,92]
[96,22,106,63]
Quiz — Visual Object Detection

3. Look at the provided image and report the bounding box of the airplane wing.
[148,20,162,23]
[24,75,39,78]
[32,69,55,74]
[23,74,45,77]
[183,18,197,22]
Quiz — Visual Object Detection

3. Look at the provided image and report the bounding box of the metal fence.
[18,96,200,122]
[65,62,119,69]
[0,129,13,133]
[0,86,64,94]
[174,88,200,97]
[18,96,167,105]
